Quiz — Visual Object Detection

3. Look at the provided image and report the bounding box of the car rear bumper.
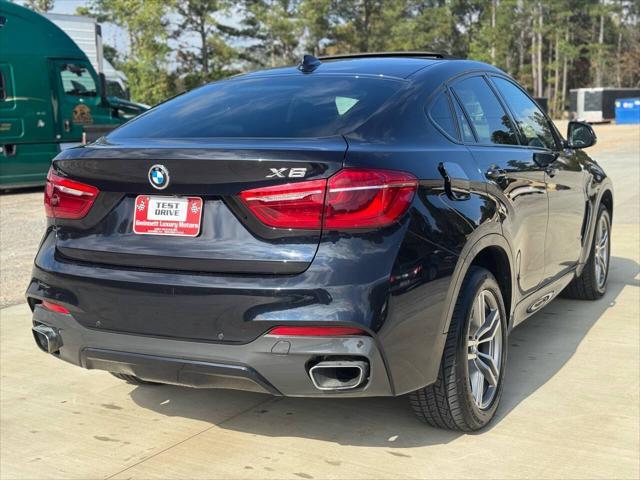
[29,305,394,397]
[27,227,451,396]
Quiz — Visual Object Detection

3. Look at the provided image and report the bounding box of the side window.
[452,94,476,143]
[492,77,558,149]
[429,91,458,140]
[59,63,97,97]
[451,76,518,146]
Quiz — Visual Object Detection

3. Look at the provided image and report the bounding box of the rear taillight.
[44,168,99,219]
[238,179,326,229]
[324,169,418,229]
[238,168,417,230]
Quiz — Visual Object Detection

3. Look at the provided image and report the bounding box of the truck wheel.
[410,266,508,431]
[110,372,161,385]
[562,204,611,300]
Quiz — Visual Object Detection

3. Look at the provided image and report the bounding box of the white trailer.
[570,87,640,123]
[44,13,130,100]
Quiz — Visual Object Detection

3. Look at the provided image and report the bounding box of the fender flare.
[576,181,614,277]
[440,229,515,334]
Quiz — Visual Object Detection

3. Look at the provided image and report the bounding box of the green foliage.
[299,0,331,54]
[326,0,405,52]
[73,0,640,111]
[79,0,174,105]
[236,0,304,67]
[102,44,121,67]
[388,1,460,54]
[23,0,55,13]
[172,0,240,88]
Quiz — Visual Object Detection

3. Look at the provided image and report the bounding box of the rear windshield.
[108,75,404,140]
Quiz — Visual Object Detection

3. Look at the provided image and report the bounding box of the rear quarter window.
[452,94,476,143]
[429,91,458,141]
[108,75,405,140]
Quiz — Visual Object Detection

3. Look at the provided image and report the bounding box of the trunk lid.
[52,137,346,274]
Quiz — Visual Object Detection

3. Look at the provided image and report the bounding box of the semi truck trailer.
[0,1,147,189]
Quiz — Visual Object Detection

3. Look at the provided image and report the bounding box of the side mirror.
[533,151,558,167]
[567,121,597,149]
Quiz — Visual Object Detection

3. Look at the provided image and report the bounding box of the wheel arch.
[577,185,614,276]
[441,232,516,334]
[600,188,613,219]
[469,246,512,328]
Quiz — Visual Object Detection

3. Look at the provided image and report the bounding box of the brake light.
[238,179,325,229]
[267,326,367,336]
[41,300,70,314]
[324,169,418,229]
[44,168,99,219]
[238,168,417,230]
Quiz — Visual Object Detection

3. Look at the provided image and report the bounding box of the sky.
[15,0,245,64]
[16,0,129,52]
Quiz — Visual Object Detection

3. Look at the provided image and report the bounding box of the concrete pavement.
[1,122,639,478]
[1,222,638,479]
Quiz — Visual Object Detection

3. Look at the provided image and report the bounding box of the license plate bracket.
[133,195,203,237]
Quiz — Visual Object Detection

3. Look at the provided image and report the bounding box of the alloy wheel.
[467,289,503,410]
[594,213,610,290]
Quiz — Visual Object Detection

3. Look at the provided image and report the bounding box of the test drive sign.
[133,195,203,237]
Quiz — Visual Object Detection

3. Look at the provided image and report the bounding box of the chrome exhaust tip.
[308,360,369,391]
[32,324,63,354]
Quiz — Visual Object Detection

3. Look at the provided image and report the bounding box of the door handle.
[485,166,506,181]
[63,119,71,132]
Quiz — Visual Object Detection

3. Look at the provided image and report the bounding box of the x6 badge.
[266,167,307,178]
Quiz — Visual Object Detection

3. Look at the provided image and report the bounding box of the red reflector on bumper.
[267,326,367,336]
[41,300,70,314]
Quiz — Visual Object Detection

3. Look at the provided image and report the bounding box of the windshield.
[108,75,404,139]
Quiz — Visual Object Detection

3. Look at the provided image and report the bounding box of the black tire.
[409,266,508,431]
[562,204,611,300]
[110,372,161,385]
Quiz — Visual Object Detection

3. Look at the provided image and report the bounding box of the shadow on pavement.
[0,186,43,195]
[129,255,638,448]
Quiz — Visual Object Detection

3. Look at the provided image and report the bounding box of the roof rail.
[318,51,458,61]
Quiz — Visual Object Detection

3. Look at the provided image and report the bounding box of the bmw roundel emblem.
[148,164,170,190]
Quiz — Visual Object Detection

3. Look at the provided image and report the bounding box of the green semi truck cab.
[0,1,147,189]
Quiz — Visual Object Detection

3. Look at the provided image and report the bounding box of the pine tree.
[78,0,175,105]
[172,0,240,90]
[77,0,640,111]
[236,0,304,67]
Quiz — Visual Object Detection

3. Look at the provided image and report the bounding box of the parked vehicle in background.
[44,13,138,104]
[570,87,640,123]
[0,1,147,189]
[27,52,613,431]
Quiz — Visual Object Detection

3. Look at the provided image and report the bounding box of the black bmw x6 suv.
[28,52,613,431]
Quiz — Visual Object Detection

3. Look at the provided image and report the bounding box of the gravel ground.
[0,187,46,308]
[0,123,638,308]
